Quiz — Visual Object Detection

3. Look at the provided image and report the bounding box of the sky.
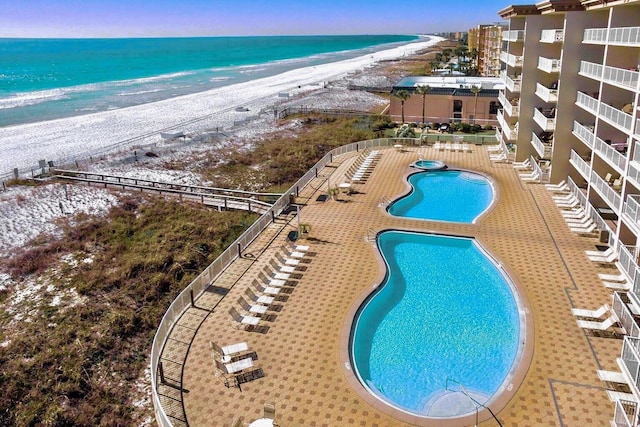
[0,0,512,38]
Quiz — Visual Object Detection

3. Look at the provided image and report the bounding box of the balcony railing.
[581,60,639,90]
[610,27,640,45]
[498,91,519,117]
[613,398,637,427]
[535,83,558,103]
[590,169,622,213]
[501,51,523,67]
[497,110,517,141]
[569,150,591,180]
[576,91,599,115]
[533,108,556,132]
[572,121,595,149]
[500,71,522,93]
[614,292,640,338]
[624,194,640,232]
[540,29,564,43]
[594,136,628,174]
[531,132,552,159]
[530,156,551,183]
[502,30,524,42]
[630,161,640,188]
[619,244,640,294]
[583,28,608,44]
[579,60,602,81]
[620,337,640,398]
[538,56,561,73]
[600,101,634,133]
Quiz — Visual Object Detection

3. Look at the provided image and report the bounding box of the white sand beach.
[0,37,442,176]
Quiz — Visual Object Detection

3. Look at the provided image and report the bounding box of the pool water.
[388,170,493,223]
[351,231,521,418]
[414,159,446,170]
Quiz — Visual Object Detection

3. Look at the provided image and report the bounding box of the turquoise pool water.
[351,231,521,418]
[388,170,494,223]
[414,159,446,170]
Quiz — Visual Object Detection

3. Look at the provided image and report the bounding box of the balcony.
[599,101,634,133]
[613,292,640,338]
[531,132,552,159]
[572,121,595,149]
[584,26,640,46]
[594,136,628,174]
[576,91,599,115]
[623,194,640,234]
[500,51,523,67]
[500,71,521,93]
[538,56,561,73]
[613,398,638,427]
[619,244,640,292]
[497,110,518,141]
[533,108,556,132]
[620,337,640,403]
[535,82,558,103]
[583,28,607,44]
[580,61,639,91]
[502,30,524,42]
[569,150,591,181]
[498,91,519,117]
[590,170,621,213]
[540,29,564,43]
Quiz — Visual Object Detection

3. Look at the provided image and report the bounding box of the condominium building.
[497,0,640,425]
[468,23,508,76]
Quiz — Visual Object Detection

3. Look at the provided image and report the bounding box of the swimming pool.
[414,159,446,170]
[350,230,523,419]
[388,170,494,223]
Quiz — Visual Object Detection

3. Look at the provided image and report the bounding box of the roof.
[393,76,504,91]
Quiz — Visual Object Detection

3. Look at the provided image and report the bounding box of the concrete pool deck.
[170,144,620,426]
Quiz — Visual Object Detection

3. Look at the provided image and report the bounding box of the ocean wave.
[117,88,165,96]
[0,89,70,110]
[209,76,232,82]
[111,71,195,87]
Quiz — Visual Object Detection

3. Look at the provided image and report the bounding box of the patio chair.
[286,240,310,252]
[606,390,637,402]
[269,258,296,274]
[264,402,276,420]
[513,159,531,170]
[603,280,632,291]
[245,287,274,305]
[612,178,623,191]
[237,296,268,315]
[263,265,290,281]
[585,247,615,258]
[210,341,249,357]
[275,252,300,266]
[576,314,619,331]
[570,223,598,235]
[253,281,281,296]
[545,180,568,191]
[597,370,627,385]
[229,306,260,326]
[224,357,254,374]
[598,272,627,282]
[571,303,611,319]
[587,251,617,263]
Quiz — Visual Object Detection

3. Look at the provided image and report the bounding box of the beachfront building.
[468,23,508,77]
[388,76,503,126]
[497,0,640,424]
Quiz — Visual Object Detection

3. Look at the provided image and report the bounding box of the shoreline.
[0,36,443,176]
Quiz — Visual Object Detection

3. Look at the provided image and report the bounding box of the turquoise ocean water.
[0,35,418,127]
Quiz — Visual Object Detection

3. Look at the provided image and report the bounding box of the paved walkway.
[176,144,621,426]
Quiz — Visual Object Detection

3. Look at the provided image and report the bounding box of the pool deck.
[173,144,620,426]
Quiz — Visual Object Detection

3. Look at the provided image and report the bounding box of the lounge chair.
[546,180,568,191]
[576,314,618,331]
[604,172,613,184]
[237,296,268,315]
[452,142,461,151]
[612,178,623,191]
[513,159,531,170]
[433,142,441,150]
[264,402,276,420]
[210,341,249,357]
[570,223,598,235]
[487,144,503,152]
[263,265,291,281]
[223,357,254,374]
[229,306,260,326]
[603,280,632,291]
[553,193,576,202]
[269,259,296,274]
[565,217,593,227]
[462,143,470,152]
[587,251,618,263]
[598,272,628,282]
[586,247,615,258]
[556,199,580,209]
[597,370,627,385]
[286,241,309,252]
[444,142,452,150]
[606,390,637,403]
[257,272,286,287]
[275,252,300,266]
[572,303,611,319]
[245,287,274,305]
[253,281,281,296]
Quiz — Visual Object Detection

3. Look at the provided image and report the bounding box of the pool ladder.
[379,195,391,208]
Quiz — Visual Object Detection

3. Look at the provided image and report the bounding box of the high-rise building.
[496,1,640,423]
[469,23,508,76]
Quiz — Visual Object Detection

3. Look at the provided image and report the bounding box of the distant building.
[388,76,503,126]
[468,23,508,76]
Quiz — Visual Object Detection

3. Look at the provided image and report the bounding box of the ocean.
[0,35,418,127]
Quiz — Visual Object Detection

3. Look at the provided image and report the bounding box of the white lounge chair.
[585,247,615,258]
[576,314,618,331]
[433,142,441,150]
[570,223,598,235]
[587,251,618,263]
[229,307,260,326]
[462,143,470,152]
[546,180,568,191]
[237,296,268,315]
[286,241,309,252]
[565,218,593,227]
[572,303,611,319]
[210,341,249,357]
[253,282,281,296]
[257,272,286,287]
[603,280,632,291]
[245,287,274,305]
[556,199,580,209]
[513,159,531,170]
[597,370,627,384]
[553,194,577,202]
[275,252,300,266]
[224,357,254,374]
[606,390,636,403]
[487,144,502,152]
[598,272,627,282]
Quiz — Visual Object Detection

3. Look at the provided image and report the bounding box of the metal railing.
[609,26,640,46]
[583,28,608,44]
[538,57,562,73]
[149,138,423,426]
[572,121,596,149]
[530,156,550,183]
[502,30,524,42]
[629,161,640,188]
[590,169,622,213]
[600,101,634,133]
[613,398,637,427]
[540,29,564,43]
[582,60,639,91]
[576,91,599,115]
[533,108,556,132]
[535,83,558,103]
[613,292,640,338]
[531,132,552,159]
[618,245,640,292]
[500,51,523,67]
[620,337,640,398]
[624,194,640,230]
[579,60,602,81]
[569,150,591,180]
[497,111,517,141]
[594,136,628,174]
[498,92,519,117]
[500,71,522,93]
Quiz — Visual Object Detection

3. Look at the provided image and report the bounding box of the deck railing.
[594,136,628,174]
[500,51,523,67]
[502,30,524,41]
[535,83,558,103]
[540,29,564,43]
[533,108,556,132]
[609,26,640,46]
[613,398,637,427]
[613,292,640,338]
[590,169,622,213]
[581,59,639,91]
[572,121,595,149]
[531,132,552,159]
[500,71,522,93]
[600,101,634,133]
[569,150,591,180]
[576,91,599,115]
[620,337,640,398]
[538,57,561,73]
[498,92,519,117]
[619,245,640,293]
[624,194,640,231]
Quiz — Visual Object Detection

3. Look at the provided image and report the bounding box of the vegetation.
[391,90,410,123]
[0,196,257,426]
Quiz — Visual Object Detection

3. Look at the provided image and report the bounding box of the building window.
[489,101,498,115]
[453,100,463,113]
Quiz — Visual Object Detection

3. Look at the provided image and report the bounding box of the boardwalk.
[165,144,619,426]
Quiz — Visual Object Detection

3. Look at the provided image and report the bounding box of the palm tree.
[392,90,410,123]
[416,85,431,126]
[470,85,482,124]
